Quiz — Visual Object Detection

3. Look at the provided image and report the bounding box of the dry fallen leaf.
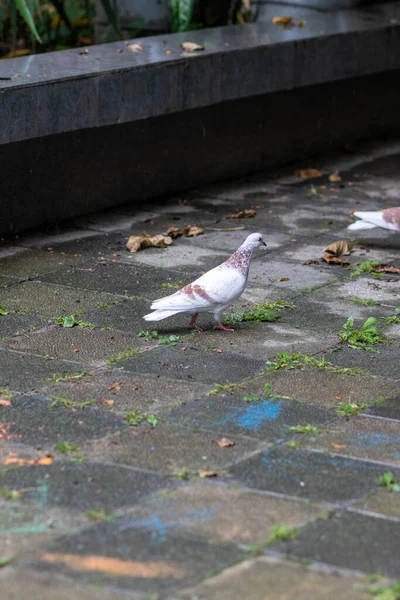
[216,438,235,448]
[199,470,218,478]
[321,253,350,266]
[372,264,400,274]
[324,240,354,257]
[167,226,182,239]
[303,260,320,265]
[79,48,89,55]
[97,399,114,407]
[278,277,289,282]
[331,443,346,449]
[126,43,144,53]
[272,16,293,26]
[182,225,204,237]
[225,209,256,219]
[181,42,205,52]
[294,168,323,179]
[0,399,11,407]
[297,19,307,27]
[329,170,342,182]
[108,383,122,391]
[126,234,173,253]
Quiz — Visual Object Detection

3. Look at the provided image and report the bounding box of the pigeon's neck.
[225,245,254,275]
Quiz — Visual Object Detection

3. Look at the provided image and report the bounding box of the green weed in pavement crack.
[338,317,385,352]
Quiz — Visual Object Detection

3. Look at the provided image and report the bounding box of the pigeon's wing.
[150,265,245,311]
[348,208,400,232]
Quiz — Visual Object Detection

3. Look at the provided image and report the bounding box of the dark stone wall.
[2,69,400,235]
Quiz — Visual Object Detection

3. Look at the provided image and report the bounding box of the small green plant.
[266,352,365,375]
[0,388,14,400]
[0,486,22,500]
[285,440,300,449]
[207,383,242,396]
[45,370,88,383]
[106,348,140,363]
[336,402,363,417]
[268,524,299,543]
[174,467,190,480]
[350,260,382,277]
[288,425,321,435]
[124,410,157,427]
[158,335,183,345]
[378,472,400,492]
[50,396,95,409]
[160,281,183,289]
[339,317,385,352]
[264,383,272,397]
[0,557,14,568]
[55,315,95,328]
[368,580,400,600]
[308,184,318,197]
[0,305,9,316]
[223,301,295,326]
[347,297,378,306]
[86,509,117,522]
[54,441,80,454]
[96,303,111,311]
[243,395,260,402]
[383,308,400,325]
[138,330,158,341]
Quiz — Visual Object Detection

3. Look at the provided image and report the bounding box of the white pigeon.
[348,207,400,231]
[143,232,266,331]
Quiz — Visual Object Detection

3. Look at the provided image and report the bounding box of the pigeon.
[348,207,400,231]
[143,232,266,331]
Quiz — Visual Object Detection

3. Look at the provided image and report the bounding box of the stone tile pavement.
[0,138,399,599]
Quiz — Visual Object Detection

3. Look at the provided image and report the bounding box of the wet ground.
[0,138,400,599]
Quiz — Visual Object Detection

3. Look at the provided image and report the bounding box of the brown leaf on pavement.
[216,438,235,448]
[97,399,114,407]
[324,240,354,257]
[372,264,400,274]
[321,253,350,266]
[0,399,11,406]
[181,42,204,52]
[167,226,182,239]
[272,16,293,26]
[225,209,256,219]
[126,43,144,52]
[182,225,204,237]
[294,168,323,179]
[198,470,218,478]
[329,171,342,182]
[126,234,173,252]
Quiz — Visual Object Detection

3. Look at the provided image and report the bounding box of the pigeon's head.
[243,233,267,250]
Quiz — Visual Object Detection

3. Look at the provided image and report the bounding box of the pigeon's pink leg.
[216,322,234,332]
[187,313,202,331]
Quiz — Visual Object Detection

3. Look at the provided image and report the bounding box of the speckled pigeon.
[143,233,266,331]
[348,207,400,231]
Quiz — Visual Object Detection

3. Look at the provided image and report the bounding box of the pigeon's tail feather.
[143,309,182,322]
[348,220,377,231]
[348,211,387,231]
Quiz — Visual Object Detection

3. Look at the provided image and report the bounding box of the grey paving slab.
[364,395,400,420]
[41,261,188,300]
[242,369,400,407]
[126,481,328,546]
[174,557,370,600]
[0,393,127,446]
[27,522,246,594]
[322,344,400,380]
[353,489,400,519]
[0,312,46,340]
[0,462,173,512]
[0,281,119,319]
[113,343,265,385]
[81,424,265,474]
[0,349,90,392]
[296,414,400,466]
[0,249,83,279]
[229,446,400,502]
[0,326,142,366]
[164,396,336,441]
[274,511,400,578]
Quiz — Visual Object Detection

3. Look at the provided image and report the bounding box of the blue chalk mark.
[211,399,285,432]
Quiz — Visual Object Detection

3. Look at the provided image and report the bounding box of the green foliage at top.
[338,317,385,352]
[169,0,196,32]
[223,301,295,326]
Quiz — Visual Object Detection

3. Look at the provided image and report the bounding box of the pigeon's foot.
[216,322,234,332]
[187,313,202,331]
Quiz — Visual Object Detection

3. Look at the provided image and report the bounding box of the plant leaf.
[15,0,42,43]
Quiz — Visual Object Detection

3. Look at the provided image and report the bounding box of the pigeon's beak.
[262,241,267,247]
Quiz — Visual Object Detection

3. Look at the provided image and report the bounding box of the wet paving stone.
[0,312,47,340]
[353,489,400,519]
[81,423,265,474]
[0,349,90,392]
[321,345,400,380]
[229,446,400,502]
[0,462,173,512]
[0,249,83,279]
[0,393,128,446]
[364,395,400,420]
[164,396,337,441]
[273,511,400,578]
[41,261,189,300]
[27,521,246,594]
[248,259,343,292]
[125,481,329,545]
[174,557,370,600]
[114,344,265,385]
[0,281,118,319]
[296,414,400,465]
[0,326,142,365]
